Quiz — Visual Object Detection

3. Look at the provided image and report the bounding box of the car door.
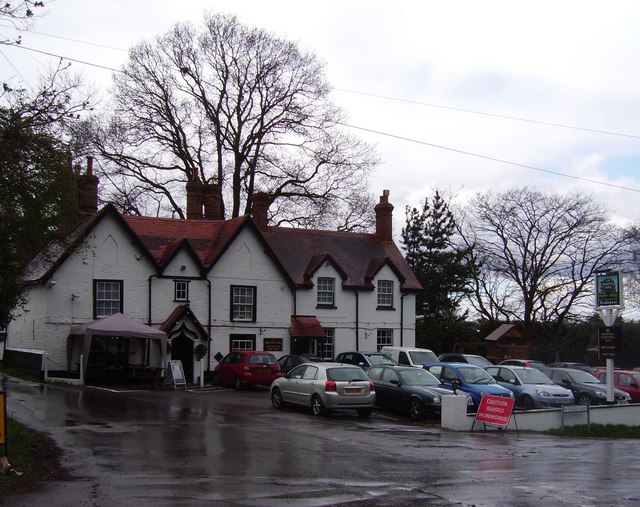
[217,352,241,384]
[297,365,320,405]
[498,368,521,398]
[282,364,308,404]
[381,367,406,410]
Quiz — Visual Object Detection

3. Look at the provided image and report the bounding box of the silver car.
[270,362,375,418]
[486,365,574,409]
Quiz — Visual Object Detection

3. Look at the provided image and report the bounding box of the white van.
[381,346,438,368]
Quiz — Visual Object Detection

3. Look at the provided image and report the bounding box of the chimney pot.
[252,192,270,232]
[374,190,394,241]
[186,180,205,219]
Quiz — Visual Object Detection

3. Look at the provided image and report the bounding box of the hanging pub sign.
[595,271,623,308]
[598,326,621,360]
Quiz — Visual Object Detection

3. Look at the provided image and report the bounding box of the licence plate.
[344,387,363,394]
[556,398,572,404]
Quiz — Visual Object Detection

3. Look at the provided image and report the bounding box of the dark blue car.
[424,362,514,409]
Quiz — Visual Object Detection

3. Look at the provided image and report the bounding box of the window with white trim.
[230,334,256,351]
[94,280,122,318]
[317,277,335,306]
[321,328,334,360]
[231,285,256,322]
[377,280,394,308]
[376,329,393,351]
[174,280,189,302]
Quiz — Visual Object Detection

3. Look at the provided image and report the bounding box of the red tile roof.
[262,227,421,291]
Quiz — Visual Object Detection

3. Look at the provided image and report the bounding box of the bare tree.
[460,188,630,330]
[90,13,377,229]
[1,1,44,45]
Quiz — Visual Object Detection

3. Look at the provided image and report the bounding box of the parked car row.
[212,350,632,422]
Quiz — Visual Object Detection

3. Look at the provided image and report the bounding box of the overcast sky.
[3,0,640,233]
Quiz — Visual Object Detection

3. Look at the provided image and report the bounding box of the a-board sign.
[165,360,187,389]
[475,394,515,429]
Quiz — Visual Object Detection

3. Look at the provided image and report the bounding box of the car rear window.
[327,367,369,382]
[248,353,276,365]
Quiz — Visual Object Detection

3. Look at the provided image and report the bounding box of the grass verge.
[548,423,640,438]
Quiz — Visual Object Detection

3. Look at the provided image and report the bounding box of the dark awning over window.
[289,316,325,338]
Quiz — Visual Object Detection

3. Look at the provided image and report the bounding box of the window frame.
[376,328,393,351]
[93,279,123,319]
[230,285,257,322]
[229,334,256,351]
[316,277,336,308]
[174,280,190,302]
[377,280,394,309]
[321,328,334,360]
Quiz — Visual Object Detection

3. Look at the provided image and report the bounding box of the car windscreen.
[248,354,276,365]
[366,354,396,366]
[466,355,492,367]
[327,367,369,382]
[399,369,441,386]
[518,368,554,385]
[409,350,438,365]
[567,369,601,384]
[458,367,496,384]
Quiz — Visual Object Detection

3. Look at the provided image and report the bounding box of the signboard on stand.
[164,360,187,390]
[474,394,516,429]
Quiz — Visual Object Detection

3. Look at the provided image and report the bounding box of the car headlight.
[536,388,551,397]
[595,391,606,398]
[508,391,514,397]
[432,395,441,405]
[466,394,474,405]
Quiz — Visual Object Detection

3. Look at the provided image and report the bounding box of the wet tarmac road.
[3,376,640,506]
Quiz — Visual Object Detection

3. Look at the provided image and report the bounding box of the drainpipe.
[206,278,212,372]
[148,274,159,326]
[400,293,406,346]
[355,290,359,351]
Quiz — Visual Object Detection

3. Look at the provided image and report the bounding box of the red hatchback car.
[213,351,281,389]
[595,370,640,403]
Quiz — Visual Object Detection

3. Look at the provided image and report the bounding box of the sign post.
[1,376,7,457]
[595,270,624,403]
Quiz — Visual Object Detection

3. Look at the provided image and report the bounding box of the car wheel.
[271,387,285,409]
[234,376,243,390]
[311,395,325,416]
[577,393,592,405]
[409,398,425,421]
[357,408,372,418]
[521,395,534,410]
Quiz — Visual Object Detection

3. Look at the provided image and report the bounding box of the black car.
[367,365,473,420]
[277,354,324,374]
[541,367,630,405]
[334,351,396,370]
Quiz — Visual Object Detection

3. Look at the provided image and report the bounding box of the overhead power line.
[334,88,640,140]
[339,122,640,194]
[14,45,123,72]
[0,23,127,51]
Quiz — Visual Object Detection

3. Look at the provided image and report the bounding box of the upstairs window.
[231,285,256,322]
[377,280,394,308]
[174,280,189,302]
[94,280,123,318]
[317,277,335,306]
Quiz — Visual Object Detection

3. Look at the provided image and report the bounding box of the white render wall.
[7,213,417,374]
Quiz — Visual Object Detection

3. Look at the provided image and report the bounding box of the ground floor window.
[321,329,334,360]
[376,329,393,351]
[230,334,256,351]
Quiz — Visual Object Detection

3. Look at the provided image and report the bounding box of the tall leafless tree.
[90,13,377,229]
[459,187,630,331]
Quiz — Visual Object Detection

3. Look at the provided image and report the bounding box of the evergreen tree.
[401,191,476,352]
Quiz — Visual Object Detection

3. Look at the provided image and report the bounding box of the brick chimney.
[203,183,224,220]
[251,192,270,232]
[374,190,394,242]
[186,180,204,219]
[78,156,99,215]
